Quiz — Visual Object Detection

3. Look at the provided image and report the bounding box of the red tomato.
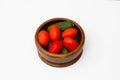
[49,41,63,54]
[38,30,49,46]
[63,37,78,51]
[62,28,78,38]
[49,26,60,41]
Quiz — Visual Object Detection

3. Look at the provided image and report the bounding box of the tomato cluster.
[38,21,79,54]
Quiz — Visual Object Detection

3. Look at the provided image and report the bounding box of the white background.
[0,0,120,80]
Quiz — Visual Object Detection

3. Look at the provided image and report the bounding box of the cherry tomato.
[63,37,78,51]
[38,30,49,46]
[62,28,78,38]
[49,41,63,54]
[49,26,60,41]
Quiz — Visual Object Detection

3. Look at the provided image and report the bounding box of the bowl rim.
[35,18,85,58]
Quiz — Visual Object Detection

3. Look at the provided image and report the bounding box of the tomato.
[62,28,78,38]
[63,37,78,51]
[49,41,63,54]
[38,30,49,46]
[49,26,60,41]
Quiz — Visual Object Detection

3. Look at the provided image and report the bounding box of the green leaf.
[61,47,68,54]
[56,21,74,30]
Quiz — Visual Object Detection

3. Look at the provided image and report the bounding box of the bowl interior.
[35,18,84,58]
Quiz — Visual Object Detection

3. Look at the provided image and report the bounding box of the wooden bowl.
[35,18,85,67]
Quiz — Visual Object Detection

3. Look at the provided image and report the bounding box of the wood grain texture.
[38,50,83,67]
